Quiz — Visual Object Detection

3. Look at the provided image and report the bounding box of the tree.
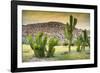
[64,15,77,52]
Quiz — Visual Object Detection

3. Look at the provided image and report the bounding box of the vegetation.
[81,29,90,51]
[76,35,82,52]
[22,15,90,62]
[27,32,59,58]
[22,45,90,62]
[76,29,90,52]
[27,32,47,58]
[47,37,59,57]
[64,15,77,52]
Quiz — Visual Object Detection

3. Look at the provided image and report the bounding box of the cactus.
[27,32,47,58]
[76,29,90,52]
[64,15,77,52]
[81,29,89,51]
[27,32,59,58]
[76,35,83,52]
[47,37,59,57]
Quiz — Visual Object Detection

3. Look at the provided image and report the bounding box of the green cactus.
[64,15,77,52]
[47,37,59,57]
[76,29,90,52]
[76,35,83,52]
[27,32,47,58]
[27,32,59,58]
[81,29,89,51]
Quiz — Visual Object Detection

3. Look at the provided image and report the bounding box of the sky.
[22,10,90,30]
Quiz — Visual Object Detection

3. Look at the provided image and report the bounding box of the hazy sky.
[22,10,90,30]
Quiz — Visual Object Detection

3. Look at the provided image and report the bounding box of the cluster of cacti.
[27,32,47,58]
[64,15,77,52]
[47,37,59,57]
[76,29,90,52]
[27,32,59,58]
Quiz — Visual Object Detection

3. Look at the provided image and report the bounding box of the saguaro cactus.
[64,15,77,52]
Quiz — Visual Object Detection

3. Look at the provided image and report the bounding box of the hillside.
[22,21,89,43]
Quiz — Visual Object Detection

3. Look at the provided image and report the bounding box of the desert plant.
[76,29,90,52]
[27,32,47,58]
[47,37,59,57]
[64,15,77,52]
[81,29,89,51]
[76,35,83,52]
[63,41,68,46]
[87,37,90,48]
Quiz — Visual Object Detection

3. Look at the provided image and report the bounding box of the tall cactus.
[64,15,77,52]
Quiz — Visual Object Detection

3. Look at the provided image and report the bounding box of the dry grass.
[22,44,90,62]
